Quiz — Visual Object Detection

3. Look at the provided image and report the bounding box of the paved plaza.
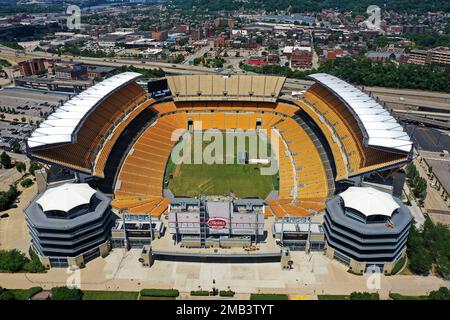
[0,247,448,299]
[0,161,448,299]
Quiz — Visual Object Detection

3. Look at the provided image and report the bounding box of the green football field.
[164,132,279,199]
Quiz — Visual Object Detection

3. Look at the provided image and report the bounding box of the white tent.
[339,187,399,217]
[36,183,97,212]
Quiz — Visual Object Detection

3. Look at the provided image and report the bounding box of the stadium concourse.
[27,73,413,219]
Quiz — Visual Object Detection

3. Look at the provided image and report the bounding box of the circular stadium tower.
[25,183,112,268]
[323,187,412,274]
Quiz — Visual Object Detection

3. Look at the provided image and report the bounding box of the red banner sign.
[207,218,227,229]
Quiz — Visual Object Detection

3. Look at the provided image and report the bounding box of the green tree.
[23,247,45,273]
[0,249,29,272]
[0,152,13,169]
[20,178,33,188]
[28,161,42,176]
[408,250,433,275]
[0,185,19,212]
[436,256,450,279]
[15,161,26,175]
[428,287,450,300]
[0,288,15,300]
[9,139,21,153]
[193,57,202,65]
[349,292,379,300]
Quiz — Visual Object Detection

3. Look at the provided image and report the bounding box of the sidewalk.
[403,182,425,229]
[1,250,449,299]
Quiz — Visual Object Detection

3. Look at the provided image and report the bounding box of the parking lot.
[0,87,70,151]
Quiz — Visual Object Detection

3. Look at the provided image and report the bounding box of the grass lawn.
[139,288,179,299]
[389,293,428,300]
[389,257,407,275]
[82,290,139,300]
[250,293,289,300]
[317,295,350,300]
[166,133,278,198]
[168,162,276,198]
[139,296,177,300]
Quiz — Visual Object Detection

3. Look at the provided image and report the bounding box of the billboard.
[207,218,228,229]
[147,79,171,98]
[207,216,229,235]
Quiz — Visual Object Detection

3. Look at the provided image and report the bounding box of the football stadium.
[24,72,414,271]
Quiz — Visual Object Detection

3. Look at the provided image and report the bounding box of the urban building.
[273,217,325,252]
[111,213,165,248]
[247,56,267,66]
[365,51,403,63]
[402,24,426,34]
[152,30,168,41]
[18,58,53,76]
[168,198,265,248]
[85,65,117,80]
[324,187,412,274]
[214,18,234,29]
[290,47,313,69]
[25,183,112,268]
[55,63,88,80]
[407,47,450,66]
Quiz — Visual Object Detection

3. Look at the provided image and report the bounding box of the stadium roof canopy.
[27,72,142,149]
[36,183,96,212]
[339,187,400,217]
[167,75,285,103]
[307,73,412,153]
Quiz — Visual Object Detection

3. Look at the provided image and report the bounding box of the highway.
[1,44,449,130]
[0,44,218,75]
[393,112,450,129]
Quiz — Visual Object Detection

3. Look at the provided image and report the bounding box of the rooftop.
[326,192,412,235]
[425,158,450,196]
[339,187,400,217]
[27,72,142,149]
[36,183,96,212]
[307,73,413,153]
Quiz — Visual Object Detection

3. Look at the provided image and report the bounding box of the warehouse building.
[323,187,412,274]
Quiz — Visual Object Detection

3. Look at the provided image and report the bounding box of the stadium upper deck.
[26,73,412,218]
[167,75,285,103]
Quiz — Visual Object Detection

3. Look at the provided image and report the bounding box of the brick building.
[291,47,313,69]
[18,58,53,76]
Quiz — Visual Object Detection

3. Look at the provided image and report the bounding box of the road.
[0,44,218,75]
[183,41,213,65]
[2,43,449,114]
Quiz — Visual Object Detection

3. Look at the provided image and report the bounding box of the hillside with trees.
[241,57,450,93]
[407,218,450,279]
[170,0,449,14]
